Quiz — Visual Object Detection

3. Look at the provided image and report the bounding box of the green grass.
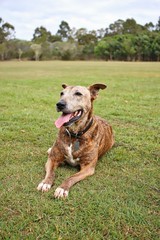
[0,61,159,239]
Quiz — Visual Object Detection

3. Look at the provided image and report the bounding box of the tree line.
[0,17,160,61]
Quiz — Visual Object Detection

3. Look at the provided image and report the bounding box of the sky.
[0,0,160,40]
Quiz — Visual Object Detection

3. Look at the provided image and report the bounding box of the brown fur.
[37,84,114,198]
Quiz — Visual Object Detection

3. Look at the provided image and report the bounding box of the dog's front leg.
[37,146,64,192]
[54,162,96,198]
[37,158,56,192]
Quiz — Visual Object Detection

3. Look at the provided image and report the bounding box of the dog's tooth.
[70,113,74,118]
[74,111,78,116]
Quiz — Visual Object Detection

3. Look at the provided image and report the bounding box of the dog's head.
[55,83,106,128]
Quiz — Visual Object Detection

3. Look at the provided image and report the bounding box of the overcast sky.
[1,0,160,40]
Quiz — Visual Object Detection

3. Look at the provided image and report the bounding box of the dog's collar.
[65,118,93,138]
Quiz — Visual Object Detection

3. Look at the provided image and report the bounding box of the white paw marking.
[47,147,52,154]
[37,182,51,192]
[54,187,69,199]
[37,182,44,191]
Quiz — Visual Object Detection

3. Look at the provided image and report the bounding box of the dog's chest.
[65,144,80,166]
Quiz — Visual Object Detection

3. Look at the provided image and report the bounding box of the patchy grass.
[0,61,159,239]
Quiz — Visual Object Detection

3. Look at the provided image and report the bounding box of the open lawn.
[0,61,160,239]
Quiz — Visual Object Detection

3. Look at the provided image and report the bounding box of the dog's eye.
[75,91,83,96]
[60,92,64,96]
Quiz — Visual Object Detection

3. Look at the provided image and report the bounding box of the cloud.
[0,0,159,40]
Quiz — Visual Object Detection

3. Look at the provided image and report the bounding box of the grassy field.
[0,61,159,239]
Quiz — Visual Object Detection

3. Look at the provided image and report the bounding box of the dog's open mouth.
[55,110,83,128]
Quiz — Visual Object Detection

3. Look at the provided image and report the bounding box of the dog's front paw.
[54,187,69,199]
[37,182,52,192]
[47,147,52,154]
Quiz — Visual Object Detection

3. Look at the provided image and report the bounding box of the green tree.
[74,28,97,59]
[75,28,87,44]
[0,42,7,60]
[52,41,77,60]
[134,34,151,61]
[41,42,54,60]
[48,34,61,43]
[76,28,97,45]
[94,40,109,60]
[109,19,124,35]
[12,39,30,60]
[123,18,144,34]
[32,26,52,43]
[0,17,15,43]
[152,33,160,61]
[57,21,71,41]
[30,43,42,60]
[97,28,105,40]
[155,17,160,31]
[94,36,119,60]
[144,22,155,32]
[119,35,136,61]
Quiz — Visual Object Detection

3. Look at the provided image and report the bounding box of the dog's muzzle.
[56,100,66,112]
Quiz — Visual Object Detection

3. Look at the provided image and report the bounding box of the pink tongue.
[55,113,72,128]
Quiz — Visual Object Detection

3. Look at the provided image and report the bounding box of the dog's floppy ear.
[62,84,68,89]
[89,83,107,100]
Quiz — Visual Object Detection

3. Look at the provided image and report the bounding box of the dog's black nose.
[56,100,66,111]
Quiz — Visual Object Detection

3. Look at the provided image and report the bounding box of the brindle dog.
[37,84,114,198]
